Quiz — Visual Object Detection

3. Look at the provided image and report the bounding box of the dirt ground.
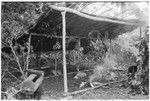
[40,73,149,100]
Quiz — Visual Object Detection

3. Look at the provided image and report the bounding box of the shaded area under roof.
[28,5,144,39]
[16,34,90,53]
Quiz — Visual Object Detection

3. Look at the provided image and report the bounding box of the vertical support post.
[26,35,31,78]
[61,11,68,93]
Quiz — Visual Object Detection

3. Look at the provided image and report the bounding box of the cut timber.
[64,78,127,96]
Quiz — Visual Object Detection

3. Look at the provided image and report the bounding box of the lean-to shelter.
[26,5,144,94]
[16,5,144,53]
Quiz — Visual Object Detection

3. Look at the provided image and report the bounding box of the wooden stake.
[61,11,68,93]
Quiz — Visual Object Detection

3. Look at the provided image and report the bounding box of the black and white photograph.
[1,1,149,100]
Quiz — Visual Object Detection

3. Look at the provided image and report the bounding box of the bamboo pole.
[61,11,68,93]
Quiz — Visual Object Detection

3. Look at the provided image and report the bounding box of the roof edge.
[49,5,143,26]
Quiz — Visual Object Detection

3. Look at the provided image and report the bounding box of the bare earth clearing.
[41,73,149,100]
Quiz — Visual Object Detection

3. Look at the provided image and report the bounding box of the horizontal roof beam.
[49,5,141,26]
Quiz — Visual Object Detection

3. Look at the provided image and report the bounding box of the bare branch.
[7,70,22,82]
[9,66,21,72]
[9,39,25,79]
[1,52,16,61]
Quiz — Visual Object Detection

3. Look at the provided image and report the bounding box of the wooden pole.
[61,11,68,93]
[49,5,138,25]
[64,78,127,96]
[26,35,31,78]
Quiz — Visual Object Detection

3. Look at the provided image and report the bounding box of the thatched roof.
[28,5,144,39]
